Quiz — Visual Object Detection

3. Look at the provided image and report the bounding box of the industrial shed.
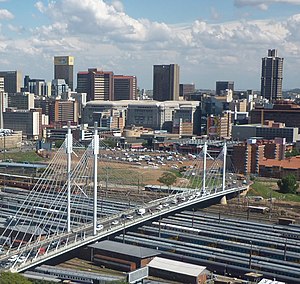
[89,240,160,272]
[147,257,208,284]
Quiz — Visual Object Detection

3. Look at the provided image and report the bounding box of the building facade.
[216,81,234,96]
[232,138,286,175]
[23,76,51,97]
[232,121,299,143]
[54,56,74,91]
[4,109,40,139]
[250,102,300,128]
[8,92,35,110]
[77,69,114,102]
[0,71,22,94]
[179,84,195,98]
[0,77,4,92]
[261,49,283,101]
[153,64,179,101]
[113,75,137,100]
[83,100,200,134]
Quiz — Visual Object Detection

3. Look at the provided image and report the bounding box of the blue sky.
[1,0,300,90]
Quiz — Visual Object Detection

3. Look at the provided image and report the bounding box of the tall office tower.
[216,81,234,96]
[113,75,137,100]
[153,64,179,101]
[0,71,22,94]
[77,68,114,101]
[261,49,283,102]
[22,76,51,97]
[54,56,74,91]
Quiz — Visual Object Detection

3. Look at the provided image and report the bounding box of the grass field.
[1,151,44,163]
[249,180,300,202]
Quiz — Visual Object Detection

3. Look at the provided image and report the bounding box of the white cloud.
[0,9,14,20]
[1,0,300,89]
[235,0,300,10]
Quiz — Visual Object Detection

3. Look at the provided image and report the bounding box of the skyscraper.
[153,64,179,101]
[113,75,137,100]
[0,71,22,94]
[54,56,74,91]
[261,49,283,102]
[77,68,114,101]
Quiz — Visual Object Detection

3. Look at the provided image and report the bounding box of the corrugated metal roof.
[148,257,207,277]
[89,240,160,258]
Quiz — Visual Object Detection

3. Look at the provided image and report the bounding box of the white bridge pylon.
[0,129,237,271]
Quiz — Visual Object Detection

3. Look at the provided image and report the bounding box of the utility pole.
[93,122,99,236]
[66,123,72,233]
[222,142,227,191]
[202,142,207,193]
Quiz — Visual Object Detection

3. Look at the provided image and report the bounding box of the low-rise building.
[89,240,160,272]
[232,120,299,143]
[148,257,208,284]
[259,156,300,180]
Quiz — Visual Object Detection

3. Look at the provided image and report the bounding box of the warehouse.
[148,257,208,284]
[89,240,160,272]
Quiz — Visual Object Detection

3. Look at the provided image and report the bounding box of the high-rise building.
[22,76,51,97]
[8,92,35,110]
[0,71,22,94]
[261,49,283,102]
[113,75,137,100]
[54,56,74,91]
[179,83,195,97]
[216,81,234,96]
[153,64,179,101]
[77,68,114,101]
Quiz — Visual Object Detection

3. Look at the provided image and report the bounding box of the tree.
[158,172,177,190]
[0,272,32,284]
[277,174,299,194]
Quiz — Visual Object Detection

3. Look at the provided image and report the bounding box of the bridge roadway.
[1,185,247,273]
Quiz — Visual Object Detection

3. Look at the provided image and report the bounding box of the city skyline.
[1,0,300,90]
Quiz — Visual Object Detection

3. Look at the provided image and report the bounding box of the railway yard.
[109,208,300,283]
[1,148,300,283]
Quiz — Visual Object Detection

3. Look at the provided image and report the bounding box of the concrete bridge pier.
[220,195,227,205]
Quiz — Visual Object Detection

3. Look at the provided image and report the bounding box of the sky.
[1,0,300,90]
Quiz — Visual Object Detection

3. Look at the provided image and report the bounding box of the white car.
[126,215,134,220]
[96,224,104,231]
[156,205,163,210]
[8,255,18,262]
[112,220,119,225]
[17,256,26,263]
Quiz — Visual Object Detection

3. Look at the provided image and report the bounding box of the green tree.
[285,148,300,158]
[0,272,32,284]
[277,174,299,194]
[158,172,177,190]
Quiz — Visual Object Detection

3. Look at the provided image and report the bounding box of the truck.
[136,208,146,215]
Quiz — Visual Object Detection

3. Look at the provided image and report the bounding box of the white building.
[83,100,200,133]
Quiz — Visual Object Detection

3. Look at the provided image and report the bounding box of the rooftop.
[148,257,207,277]
[260,156,300,170]
[89,240,160,259]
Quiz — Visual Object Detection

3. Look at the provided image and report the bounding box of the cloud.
[234,0,300,10]
[1,0,300,90]
[0,9,14,20]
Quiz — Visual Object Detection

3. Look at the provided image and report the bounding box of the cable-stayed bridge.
[0,127,248,272]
